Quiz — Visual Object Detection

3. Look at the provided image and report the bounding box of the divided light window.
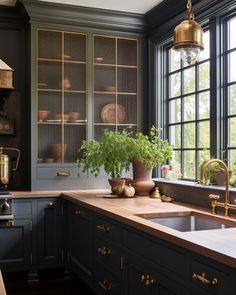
[224,15,236,167]
[166,30,210,180]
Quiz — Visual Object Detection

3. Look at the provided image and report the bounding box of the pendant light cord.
[186,0,194,20]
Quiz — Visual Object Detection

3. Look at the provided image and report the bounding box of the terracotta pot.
[213,169,232,186]
[108,178,126,194]
[131,160,155,196]
[52,144,68,163]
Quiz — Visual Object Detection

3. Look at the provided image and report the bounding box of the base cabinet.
[0,219,32,272]
[36,198,63,268]
[68,203,93,284]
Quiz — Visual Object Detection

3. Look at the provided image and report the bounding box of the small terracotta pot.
[213,170,232,186]
[52,144,68,163]
[131,160,155,196]
[38,110,49,121]
[108,178,126,194]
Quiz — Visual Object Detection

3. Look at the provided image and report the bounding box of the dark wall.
[0,3,29,190]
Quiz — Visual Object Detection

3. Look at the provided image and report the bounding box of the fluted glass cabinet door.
[93,35,138,140]
[37,29,87,164]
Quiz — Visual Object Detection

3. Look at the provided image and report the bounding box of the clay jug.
[131,160,155,196]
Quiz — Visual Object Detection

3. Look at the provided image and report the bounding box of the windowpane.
[199,62,210,90]
[183,123,195,148]
[170,72,181,97]
[229,117,236,146]
[228,51,236,82]
[173,150,181,164]
[170,49,181,71]
[229,149,236,169]
[199,30,210,61]
[229,16,236,50]
[170,99,181,123]
[199,91,210,119]
[184,67,195,94]
[199,121,210,148]
[183,151,195,179]
[183,95,195,121]
[228,84,236,115]
[170,125,181,148]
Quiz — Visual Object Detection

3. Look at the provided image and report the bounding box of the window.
[223,15,236,167]
[165,31,210,179]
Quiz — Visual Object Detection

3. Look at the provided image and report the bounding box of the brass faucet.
[199,159,236,217]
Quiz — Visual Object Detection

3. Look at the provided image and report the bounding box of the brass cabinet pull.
[56,171,71,177]
[192,273,218,286]
[48,202,54,208]
[98,279,111,292]
[97,224,110,232]
[75,209,81,215]
[98,247,111,255]
[140,274,157,286]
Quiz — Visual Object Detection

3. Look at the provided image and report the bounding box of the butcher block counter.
[0,271,6,295]
[12,189,236,268]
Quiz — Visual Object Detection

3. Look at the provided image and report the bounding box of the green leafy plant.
[77,126,173,178]
[230,160,236,187]
[77,129,132,179]
[129,126,173,169]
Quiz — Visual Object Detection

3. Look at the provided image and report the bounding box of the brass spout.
[199,159,236,217]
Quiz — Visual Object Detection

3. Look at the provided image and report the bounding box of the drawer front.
[95,216,121,243]
[123,229,188,280]
[94,260,121,295]
[13,200,33,218]
[190,258,234,294]
[36,167,86,180]
[95,237,121,275]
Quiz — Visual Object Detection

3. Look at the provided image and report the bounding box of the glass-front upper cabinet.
[37,29,87,164]
[93,35,138,140]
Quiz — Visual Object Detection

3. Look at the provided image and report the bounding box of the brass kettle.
[0,147,20,186]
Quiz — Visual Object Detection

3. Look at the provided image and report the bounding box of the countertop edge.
[0,271,6,295]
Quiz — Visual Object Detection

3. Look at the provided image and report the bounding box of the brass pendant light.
[172,0,204,65]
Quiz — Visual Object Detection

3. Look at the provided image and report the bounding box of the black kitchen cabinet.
[36,198,63,269]
[68,202,93,285]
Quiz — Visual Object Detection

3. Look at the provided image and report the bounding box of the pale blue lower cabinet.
[68,202,93,285]
[0,219,32,272]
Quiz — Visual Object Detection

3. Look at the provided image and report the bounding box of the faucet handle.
[209,194,220,200]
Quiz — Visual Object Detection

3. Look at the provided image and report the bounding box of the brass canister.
[0,154,10,185]
[0,147,20,186]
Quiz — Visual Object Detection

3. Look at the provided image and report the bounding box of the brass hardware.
[209,194,220,200]
[98,247,111,255]
[140,274,157,286]
[97,224,110,232]
[172,0,204,65]
[75,209,81,215]
[48,202,54,208]
[6,220,14,227]
[192,273,218,286]
[98,279,111,292]
[56,171,71,177]
[200,159,236,217]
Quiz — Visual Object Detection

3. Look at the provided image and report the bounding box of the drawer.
[13,200,33,218]
[123,229,188,280]
[94,260,121,295]
[95,216,121,243]
[190,258,235,294]
[95,237,121,274]
[36,166,86,180]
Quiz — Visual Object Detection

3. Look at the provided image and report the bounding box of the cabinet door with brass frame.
[93,34,138,140]
[37,29,87,165]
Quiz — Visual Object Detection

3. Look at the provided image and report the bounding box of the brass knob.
[140,274,157,286]
[48,202,54,208]
[98,279,111,292]
[98,247,111,255]
[97,224,110,232]
[75,209,81,215]
[209,194,220,200]
[6,220,14,227]
[57,171,71,177]
[192,273,218,286]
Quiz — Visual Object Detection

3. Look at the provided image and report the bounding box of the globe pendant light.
[172,0,204,65]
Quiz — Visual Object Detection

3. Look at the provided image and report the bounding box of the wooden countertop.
[0,271,6,295]
[12,189,236,269]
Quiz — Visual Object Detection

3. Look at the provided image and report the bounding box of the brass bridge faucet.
[199,159,236,217]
